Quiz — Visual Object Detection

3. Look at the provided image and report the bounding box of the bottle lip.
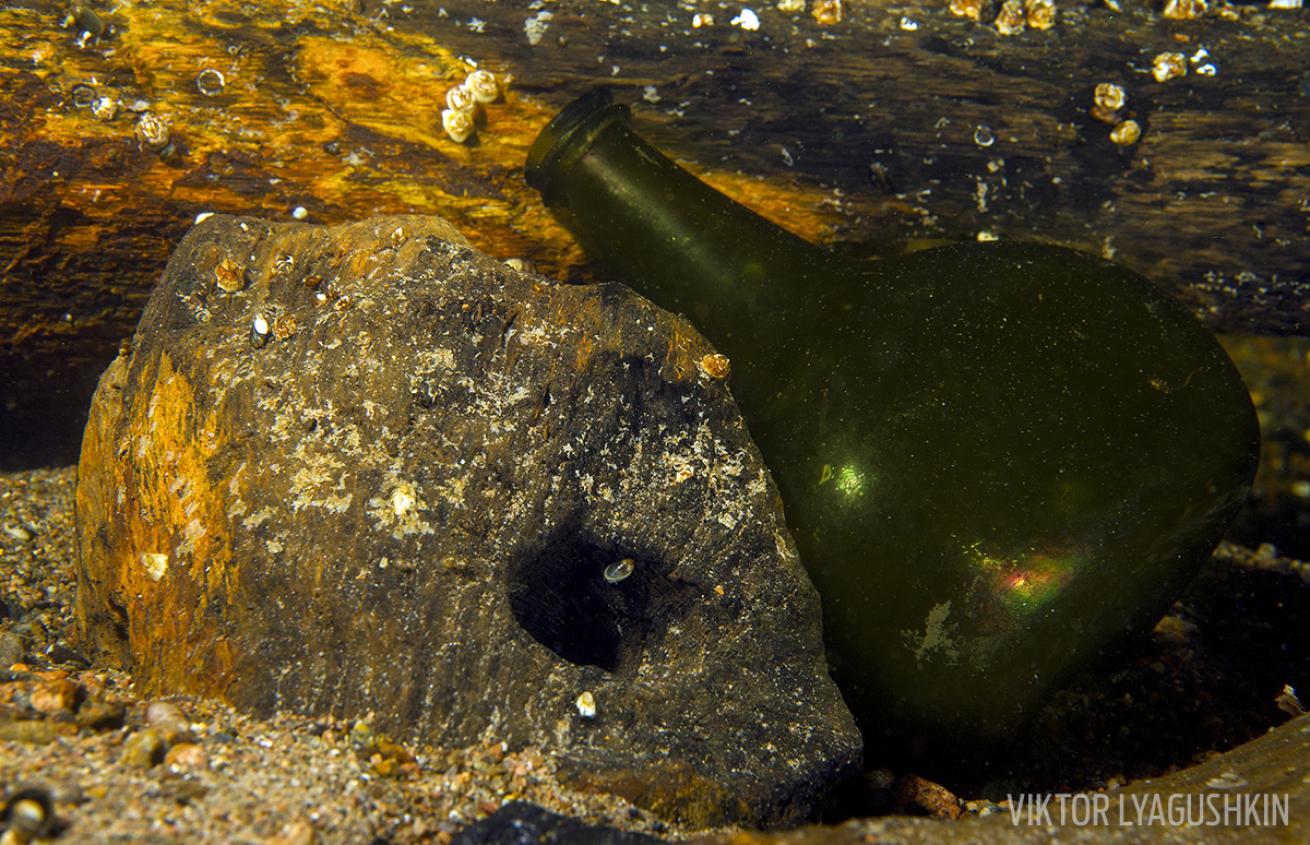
[524,88,631,196]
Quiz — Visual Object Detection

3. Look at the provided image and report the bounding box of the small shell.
[1024,0,1056,29]
[214,258,245,293]
[698,353,731,380]
[949,0,984,20]
[139,551,168,581]
[1,787,54,839]
[1109,119,1142,146]
[272,314,298,341]
[465,69,499,104]
[603,558,635,584]
[195,68,226,96]
[446,84,477,114]
[249,313,271,348]
[272,253,295,275]
[575,691,597,719]
[9,798,49,836]
[1093,82,1126,112]
[731,8,761,29]
[1162,0,1206,19]
[70,83,97,108]
[442,108,474,143]
[135,111,171,150]
[994,0,1026,34]
[812,0,844,24]
[90,95,118,121]
[1151,52,1187,83]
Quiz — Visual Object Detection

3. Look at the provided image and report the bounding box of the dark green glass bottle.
[525,89,1260,756]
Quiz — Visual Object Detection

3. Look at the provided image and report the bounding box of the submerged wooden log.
[1,0,1308,464]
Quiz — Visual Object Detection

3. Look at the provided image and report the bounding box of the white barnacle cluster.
[441,68,504,144]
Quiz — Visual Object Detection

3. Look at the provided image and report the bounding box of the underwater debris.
[523,9,554,45]
[525,88,1260,757]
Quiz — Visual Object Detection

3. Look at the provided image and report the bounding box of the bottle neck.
[526,90,838,356]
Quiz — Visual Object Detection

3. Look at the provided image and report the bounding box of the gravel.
[0,467,680,844]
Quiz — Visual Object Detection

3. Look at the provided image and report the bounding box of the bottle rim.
[525,88,631,196]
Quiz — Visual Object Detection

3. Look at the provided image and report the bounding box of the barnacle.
[465,69,500,104]
[442,108,475,143]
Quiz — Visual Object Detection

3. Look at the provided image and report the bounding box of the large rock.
[72,215,862,826]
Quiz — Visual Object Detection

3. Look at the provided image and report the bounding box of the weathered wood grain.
[2,0,1308,465]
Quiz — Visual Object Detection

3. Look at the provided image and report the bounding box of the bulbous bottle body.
[526,90,1260,755]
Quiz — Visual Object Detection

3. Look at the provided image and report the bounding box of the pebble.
[146,700,195,745]
[120,727,166,768]
[0,631,24,667]
[164,741,209,771]
[75,696,125,730]
[265,819,319,845]
[29,677,80,715]
[0,720,59,744]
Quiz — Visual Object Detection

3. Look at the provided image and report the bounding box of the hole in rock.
[507,526,698,674]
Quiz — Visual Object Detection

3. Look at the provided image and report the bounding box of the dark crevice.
[506,523,699,675]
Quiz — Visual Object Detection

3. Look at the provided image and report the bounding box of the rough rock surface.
[72,214,862,827]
